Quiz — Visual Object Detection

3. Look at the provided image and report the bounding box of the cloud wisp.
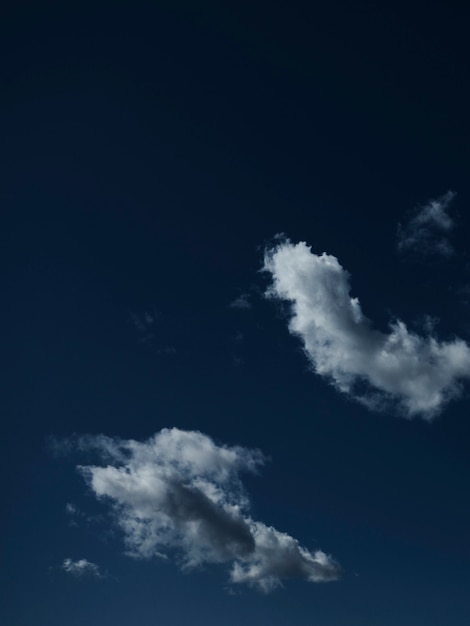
[72,428,341,592]
[229,293,252,310]
[264,239,470,418]
[397,191,456,258]
[62,558,103,578]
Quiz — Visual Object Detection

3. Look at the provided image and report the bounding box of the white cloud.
[73,428,341,591]
[397,191,456,257]
[62,558,102,578]
[264,239,470,418]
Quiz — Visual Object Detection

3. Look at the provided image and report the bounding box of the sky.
[3,1,470,624]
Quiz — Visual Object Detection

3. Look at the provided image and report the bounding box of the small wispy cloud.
[65,502,102,527]
[129,310,156,332]
[397,191,456,258]
[264,238,470,419]
[66,428,341,592]
[156,346,177,355]
[229,294,252,310]
[65,502,78,516]
[65,502,81,526]
[128,310,157,343]
[128,309,175,353]
[62,558,103,578]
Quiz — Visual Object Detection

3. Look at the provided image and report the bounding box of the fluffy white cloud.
[74,428,341,591]
[397,191,456,257]
[264,239,470,418]
[62,558,102,578]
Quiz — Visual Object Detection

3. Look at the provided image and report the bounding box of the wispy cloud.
[229,294,252,310]
[62,558,103,578]
[129,310,157,333]
[264,239,470,418]
[397,191,456,258]
[69,428,341,592]
[65,502,103,527]
[129,309,157,343]
[128,309,175,353]
[65,502,78,516]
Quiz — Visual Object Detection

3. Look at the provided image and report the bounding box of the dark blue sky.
[3,2,470,624]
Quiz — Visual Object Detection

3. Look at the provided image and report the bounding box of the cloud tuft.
[264,239,470,418]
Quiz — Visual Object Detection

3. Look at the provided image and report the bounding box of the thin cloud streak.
[72,428,341,592]
[264,239,470,418]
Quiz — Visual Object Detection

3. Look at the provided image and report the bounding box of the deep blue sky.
[3,2,470,624]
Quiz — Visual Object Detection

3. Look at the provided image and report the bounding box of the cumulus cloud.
[264,239,470,418]
[62,558,102,578]
[72,428,340,592]
[397,191,456,257]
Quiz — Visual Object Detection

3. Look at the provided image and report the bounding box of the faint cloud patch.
[230,332,246,366]
[229,294,252,310]
[128,309,176,354]
[65,502,81,526]
[65,502,103,527]
[129,309,158,343]
[156,346,177,356]
[408,314,440,336]
[62,558,103,579]
[234,331,244,343]
[397,191,456,259]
